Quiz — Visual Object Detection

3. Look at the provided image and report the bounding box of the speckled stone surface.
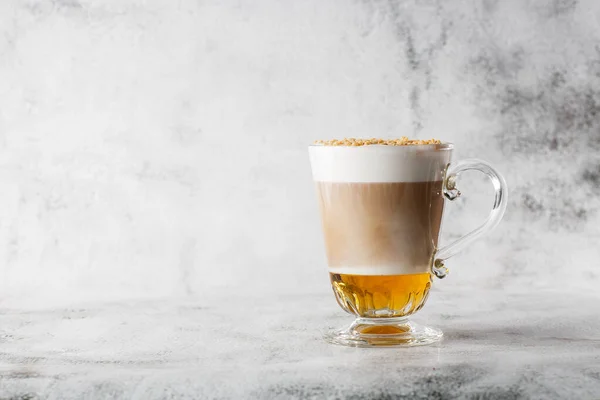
[1,288,600,399]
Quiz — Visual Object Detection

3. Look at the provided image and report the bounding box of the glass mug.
[309,142,507,347]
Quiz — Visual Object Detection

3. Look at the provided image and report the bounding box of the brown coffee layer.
[316,181,445,274]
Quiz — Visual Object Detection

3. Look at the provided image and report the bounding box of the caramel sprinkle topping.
[314,137,441,146]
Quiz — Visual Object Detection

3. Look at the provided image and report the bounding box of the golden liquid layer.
[330,272,432,318]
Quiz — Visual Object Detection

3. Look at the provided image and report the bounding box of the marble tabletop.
[1,287,599,399]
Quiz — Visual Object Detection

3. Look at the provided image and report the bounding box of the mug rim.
[308,142,454,150]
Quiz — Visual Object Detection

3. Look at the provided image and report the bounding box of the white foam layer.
[328,265,430,276]
[309,144,453,183]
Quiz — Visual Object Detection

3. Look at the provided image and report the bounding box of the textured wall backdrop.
[0,0,599,307]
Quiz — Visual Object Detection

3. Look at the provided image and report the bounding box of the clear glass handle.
[431,159,508,279]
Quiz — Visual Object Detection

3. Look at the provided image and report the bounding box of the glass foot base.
[324,317,443,347]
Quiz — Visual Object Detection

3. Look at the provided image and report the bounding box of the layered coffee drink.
[310,137,508,347]
[310,138,450,318]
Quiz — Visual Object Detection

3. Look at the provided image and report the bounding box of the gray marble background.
[1,0,599,398]
[1,0,598,306]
